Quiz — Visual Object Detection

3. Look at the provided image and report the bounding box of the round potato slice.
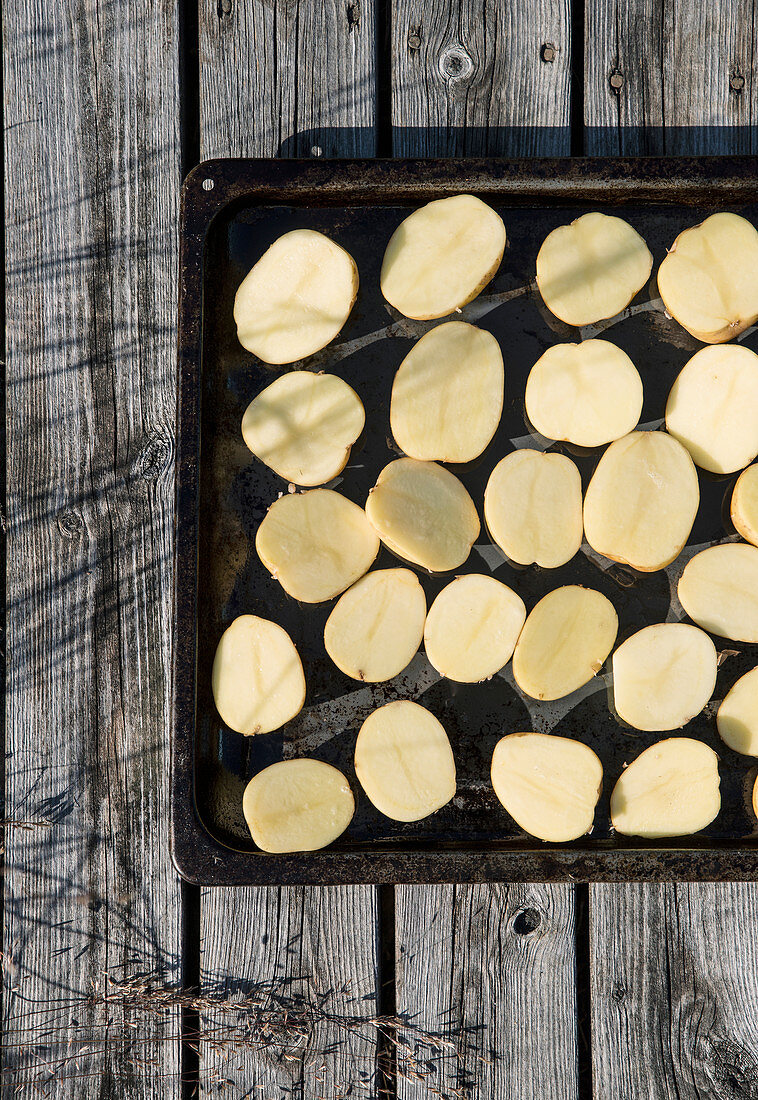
[380,195,506,320]
[717,666,758,755]
[610,738,720,838]
[536,212,653,327]
[731,464,758,546]
[243,759,354,853]
[484,449,583,569]
[678,543,758,641]
[525,339,643,447]
[491,732,603,842]
[234,229,358,364]
[256,489,379,603]
[354,700,456,822]
[424,574,526,683]
[390,322,504,462]
[512,585,618,702]
[583,431,699,572]
[365,458,480,572]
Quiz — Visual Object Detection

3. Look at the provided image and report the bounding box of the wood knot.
[439,44,474,82]
[512,907,541,935]
[133,430,172,484]
[730,69,745,93]
[346,0,359,30]
[609,69,624,92]
[217,0,232,16]
[541,43,556,63]
[57,509,84,540]
[407,25,422,51]
[611,981,626,1004]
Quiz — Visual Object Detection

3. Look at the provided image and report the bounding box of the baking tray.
[173,157,758,886]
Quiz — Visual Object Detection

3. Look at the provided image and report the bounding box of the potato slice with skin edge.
[354,700,456,822]
[717,666,758,756]
[678,543,758,642]
[390,322,504,462]
[731,464,758,546]
[583,431,699,572]
[491,733,603,843]
[324,568,426,682]
[424,574,526,683]
[256,489,379,603]
[243,759,355,853]
[610,738,720,839]
[512,585,618,702]
[380,195,506,320]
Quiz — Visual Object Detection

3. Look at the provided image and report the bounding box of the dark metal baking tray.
[173,157,758,885]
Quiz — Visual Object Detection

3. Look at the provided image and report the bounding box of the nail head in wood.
[730,72,745,92]
[408,27,422,51]
[609,69,624,92]
[541,43,556,63]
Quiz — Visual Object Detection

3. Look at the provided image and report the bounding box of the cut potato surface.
[243,759,354,853]
[324,568,426,682]
[525,339,643,447]
[657,212,758,343]
[731,464,758,546]
[512,585,618,701]
[390,322,504,462]
[424,574,526,683]
[491,733,603,842]
[612,623,717,732]
[365,458,480,572]
[484,449,583,569]
[717,666,758,755]
[234,230,358,364]
[256,489,379,603]
[678,543,758,641]
[610,738,720,838]
[380,195,506,320]
[583,431,699,572]
[536,212,653,327]
[354,700,456,821]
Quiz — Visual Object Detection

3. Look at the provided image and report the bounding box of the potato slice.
[657,212,758,343]
[324,568,426,682]
[242,371,365,486]
[256,489,379,602]
[610,738,720,838]
[484,449,583,569]
[490,732,603,842]
[536,212,653,327]
[717,666,758,755]
[583,431,699,572]
[380,195,506,320]
[354,700,456,821]
[678,543,758,641]
[525,339,643,447]
[243,759,354,853]
[234,229,358,364]
[390,322,504,462]
[365,458,480,572]
[612,623,717,732]
[731,464,758,546]
[512,585,618,701]
[424,574,526,683]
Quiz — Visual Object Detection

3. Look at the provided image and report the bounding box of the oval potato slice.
[424,574,526,683]
[610,738,720,838]
[678,543,758,641]
[717,666,758,755]
[731,464,758,546]
[243,759,355,853]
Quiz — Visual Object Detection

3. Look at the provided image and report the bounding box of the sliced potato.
[678,543,758,641]
[536,212,653,327]
[424,574,526,683]
[583,431,699,572]
[512,585,618,701]
[256,489,379,603]
[243,759,354,853]
[610,738,720,838]
[380,195,506,320]
[484,448,583,569]
[717,666,758,755]
[490,732,603,842]
[365,458,480,572]
[731,464,758,546]
[390,322,504,462]
[234,229,358,364]
[525,339,643,447]
[354,700,456,821]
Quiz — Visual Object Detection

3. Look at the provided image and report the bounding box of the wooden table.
[4,1,758,1096]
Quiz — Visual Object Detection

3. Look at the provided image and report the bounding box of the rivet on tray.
[202,178,215,191]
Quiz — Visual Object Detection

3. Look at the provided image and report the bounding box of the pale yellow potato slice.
[612,623,717,732]
[717,666,758,755]
[243,759,355,853]
[380,195,506,320]
[583,431,699,572]
[423,574,526,683]
[536,212,653,327]
[484,449,583,569]
[525,339,643,447]
[390,322,504,462]
[365,458,480,572]
[256,489,379,603]
[512,585,618,701]
[355,700,456,821]
[610,738,720,838]
[657,212,758,343]
[731,464,758,546]
[491,732,603,842]
[324,568,426,682]
[234,229,358,364]
[242,371,365,486]
[678,543,758,641]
